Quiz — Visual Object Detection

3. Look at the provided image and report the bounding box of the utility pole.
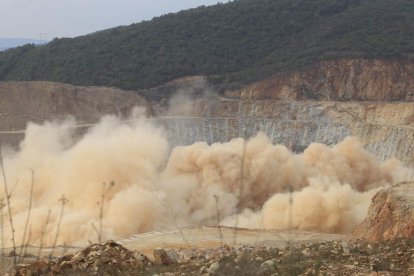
[38,33,48,44]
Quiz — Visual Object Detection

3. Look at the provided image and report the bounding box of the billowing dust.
[0,111,412,247]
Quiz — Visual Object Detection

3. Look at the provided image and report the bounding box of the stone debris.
[12,237,414,275]
[16,240,151,276]
[261,260,275,269]
[352,182,414,242]
[153,248,179,265]
[208,261,220,274]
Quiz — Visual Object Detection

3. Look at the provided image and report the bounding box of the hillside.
[1,78,413,163]
[0,0,413,92]
[0,81,146,130]
[0,81,147,145]
[227,59,414,101]
[0,38,43,52]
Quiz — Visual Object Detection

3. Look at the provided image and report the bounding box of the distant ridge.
[0,38,45,51]
[0,0,413,92]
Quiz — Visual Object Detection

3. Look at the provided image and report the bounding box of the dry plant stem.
[0,145,16,265]
[9,179,19,198]
[37,209,51,260]
[97,181,114,244]
[287,185,293,248]
[60,242,68,257]
[21,225,32,260]
[156,190,189,246]
[170,212,189,246]
[98,183,105,244]
[91,222,99,240]
[214,195,223,247]
[163,204,189,245]
[396,180,414,185]
[50,195,67,258]
[232,139,246,246]
[18,170,34,263]
[253,210,266,246]
[0,199,4,262]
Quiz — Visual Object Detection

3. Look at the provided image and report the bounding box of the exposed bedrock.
[226,59,414,101]
[0,81,147,145]
[158,99,414,163]
[352,182,414,242]
[0,79,413,164]
[0,81,147,130]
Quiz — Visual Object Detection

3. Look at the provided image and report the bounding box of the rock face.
[158,98,414,163]
[150,59,414,162]
[226,59,414,101]
[352,182,414,242]
[1,58,414,163]
[0,81,147,146]
[0,81,147,131]
[2,86,414,163]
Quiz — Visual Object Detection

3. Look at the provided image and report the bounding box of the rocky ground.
[0,183,412,275]
[352,182,414,242]
[8,237,414,276]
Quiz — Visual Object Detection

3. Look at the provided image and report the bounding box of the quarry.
[0,56,413,275]
[1,0,414,274]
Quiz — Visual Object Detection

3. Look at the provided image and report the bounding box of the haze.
[0,0,229,39]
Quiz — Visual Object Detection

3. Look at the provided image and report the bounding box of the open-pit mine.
[0,58,414,275]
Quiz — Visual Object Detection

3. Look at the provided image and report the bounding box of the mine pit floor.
[6,227,343,260]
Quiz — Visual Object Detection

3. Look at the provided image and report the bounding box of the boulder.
[352,182,414,242]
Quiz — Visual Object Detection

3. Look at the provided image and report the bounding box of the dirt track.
[6,227,343,260]
[116,227,343,257]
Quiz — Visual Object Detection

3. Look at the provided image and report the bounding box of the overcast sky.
[0,0,229,39]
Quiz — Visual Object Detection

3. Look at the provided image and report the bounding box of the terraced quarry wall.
[146,58,414,163]
[225,59,414,102]
[1,81,413,164]
[157,99,414,163]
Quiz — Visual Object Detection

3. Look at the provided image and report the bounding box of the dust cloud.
[0,111,412,247]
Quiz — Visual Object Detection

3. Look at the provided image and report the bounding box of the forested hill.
[0,38,44,52]
[0,0,413,91]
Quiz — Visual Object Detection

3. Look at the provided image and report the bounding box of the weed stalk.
[94,181,114,244]
[21,225,32,261]
[0,199,4,262]
[50,195,68,258]
[232,139,247,246]
[214,194,224,247]
[0,145,16,265]
[18,170,34,263]
[37,209,51,260]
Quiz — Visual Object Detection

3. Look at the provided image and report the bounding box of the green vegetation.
[0,0,413,92]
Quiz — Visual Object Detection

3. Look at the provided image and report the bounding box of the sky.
[0,0,230,40]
